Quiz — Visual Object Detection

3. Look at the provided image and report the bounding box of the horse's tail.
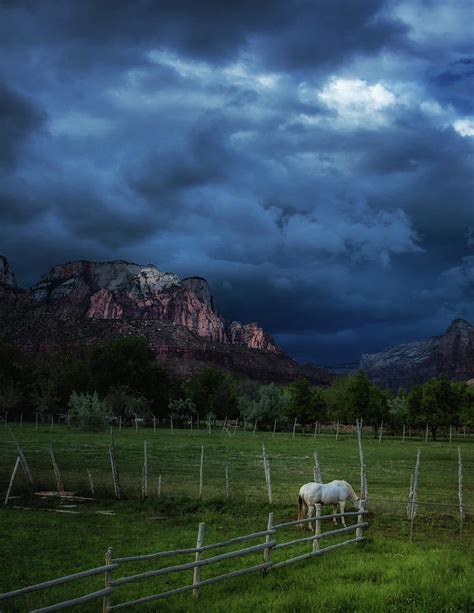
[298,494,305,521]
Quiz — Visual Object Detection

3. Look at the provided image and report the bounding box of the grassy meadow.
[0,424,473,611]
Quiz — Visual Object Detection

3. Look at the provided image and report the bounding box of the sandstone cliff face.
[360,318,474,389]
[0,255,17,288]
[5,257,277,353]
[0,255,333,386]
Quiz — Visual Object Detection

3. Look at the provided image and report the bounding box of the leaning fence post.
[458,447,464,538]
[313,504,321,552]
[272,419,277,438]
[141,440,148,500]
[103,546,113,613]
[199,445,204,499]
[406,473,414,519]
[8,429,33,486]
[313,451,322,483]
[225,466,230,499]
[313,422,318,439]
[109,431,122,500]
[4,456,21,505]
[193,522,205,598]
[292,417,297,439]
[378,421,383,444]
[262,444,273,504]
[409,449,421,543]
[87,469,96,497]
[263,512,274,574]
[49,444,65,495]
[253,419,257,437]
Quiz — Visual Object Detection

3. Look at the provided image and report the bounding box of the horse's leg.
[332,504,338,525]
[339,500,347,527]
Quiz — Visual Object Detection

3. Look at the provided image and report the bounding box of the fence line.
[0,509,368,611]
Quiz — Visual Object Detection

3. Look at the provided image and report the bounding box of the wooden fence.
[0,505,368,611]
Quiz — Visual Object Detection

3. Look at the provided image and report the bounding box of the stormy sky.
[1,0,473,364]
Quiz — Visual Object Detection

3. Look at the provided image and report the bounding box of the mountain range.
[0,255,333,385]
[360,318,474,389]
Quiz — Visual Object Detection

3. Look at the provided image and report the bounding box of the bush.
[68,391,111,431]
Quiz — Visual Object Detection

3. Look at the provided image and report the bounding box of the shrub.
[68,391,111,431]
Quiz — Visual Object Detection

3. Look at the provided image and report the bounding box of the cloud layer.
[0,0,473,364]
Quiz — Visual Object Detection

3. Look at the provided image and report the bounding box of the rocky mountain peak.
[445,318,474,334]
[0,255,17,288]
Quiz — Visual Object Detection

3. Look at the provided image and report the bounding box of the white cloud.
[453,118,474,138]
[49,112,114,137]
[317,77,396,127]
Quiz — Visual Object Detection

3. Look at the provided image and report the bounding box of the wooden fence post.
[253,420,257,437]
[272,419,277,438]
[20,413,23,428]
[458,447,464,538]
[153,417,156,433]
[49,444,65,495]
[208,415,211,436]
[142,441,148,500]
[406,473,414,519]
[103,546,113,613]
[312,504,321,552]
[356,419,367,509]
[263,512,274,573]
[8,429,33,486]
[424,423,429,443]
[193,522,205,598]
[50,414,54,430]
[222,416,228,435]
[118,416,122,433]
[170,415,174,435]
[199,445,204,499]
[292,417,297,439]
[109,432,122,500]
[225,466,230,499]
[157,474,162,497]
[402,423,405,442]
[262,444,273,504]
[35,411,38,430]
[378,421,383,444]
[335,420,339,441]
[4,456,21,505]
[313,422,318,439]
[356,496,365,541]
[87,469,95,497]
[449,425,453,446]
[313,451,322,483]
[409,449,421,543]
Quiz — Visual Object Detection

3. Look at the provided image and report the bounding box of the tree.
[104,386,152,422]
[285,378,327,426]
[168,398,197,423]
[185,368,238,419]
[346,371,388,432]
[239,383,289,426]
[407,375,460,440]
[68,391,111,431]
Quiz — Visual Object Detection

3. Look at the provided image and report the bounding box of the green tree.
[68,391,111,431]
[185,368,238,418]
[239,383,289,426]
[346,371,388,432]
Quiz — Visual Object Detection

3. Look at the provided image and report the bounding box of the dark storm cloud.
[0,84,44,168]
[0,0,407,72]
[0,0,473,364]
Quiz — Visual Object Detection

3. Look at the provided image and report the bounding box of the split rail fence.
[0,506,368,612]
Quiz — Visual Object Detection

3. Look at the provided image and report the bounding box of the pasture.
[0,424,473,611]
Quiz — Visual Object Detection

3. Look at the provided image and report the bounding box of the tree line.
[1,337,473,436]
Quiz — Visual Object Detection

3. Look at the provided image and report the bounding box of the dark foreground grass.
[1,426,473,611]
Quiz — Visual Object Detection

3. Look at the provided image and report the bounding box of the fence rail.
[0,507,368,611]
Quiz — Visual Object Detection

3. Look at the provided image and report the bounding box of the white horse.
[298,480,360,529]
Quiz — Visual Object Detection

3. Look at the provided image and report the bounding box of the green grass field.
[0,425,473,611]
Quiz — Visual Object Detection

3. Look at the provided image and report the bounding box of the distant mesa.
[360,318,474,389]
[0,255,334,385]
